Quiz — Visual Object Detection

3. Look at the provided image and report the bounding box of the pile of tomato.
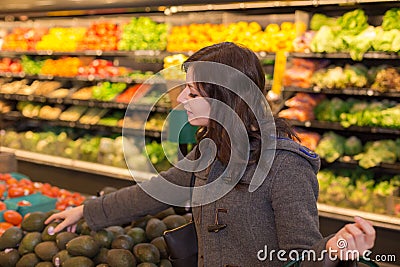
[0,173,85,235]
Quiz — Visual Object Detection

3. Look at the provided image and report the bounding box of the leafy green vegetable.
[344,136,363,156]
[310,13,338,31]
[315,131,345,163]
[382,8,400,31]
[354,140,397,168]
[338,9,369,36]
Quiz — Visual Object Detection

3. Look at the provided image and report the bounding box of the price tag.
[271,51,287,95]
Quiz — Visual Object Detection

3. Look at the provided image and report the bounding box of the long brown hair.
[183,42,297,165]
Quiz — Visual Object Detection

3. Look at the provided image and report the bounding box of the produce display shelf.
[1,113,165,138]
[0,72,150,85]
[0,93,170,112]
[289,120,400,135]
[317,203,400,231]
[283,86,400,98]
[0,146,154,182]
[321,158,400,175]
[289,52,400,60]
[0,50,173,59]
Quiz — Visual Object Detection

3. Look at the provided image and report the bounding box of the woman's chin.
[188,118,208,127]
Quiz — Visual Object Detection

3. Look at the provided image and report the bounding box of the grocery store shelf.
[0,72,150,85]
[0,146,154,182]
[0,93,170,113]
[289,52,400,60]
[317,203,400,231]
[2,113,165,138]
[0,50,172,60]
[283,86,400,98]
[321,157,400,174]
[289,120,400,135]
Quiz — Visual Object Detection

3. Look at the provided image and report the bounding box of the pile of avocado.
[0,207,191,267]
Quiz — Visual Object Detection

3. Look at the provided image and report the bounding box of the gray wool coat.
[84,139,334,267]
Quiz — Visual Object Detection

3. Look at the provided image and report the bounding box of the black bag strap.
[190,173,196,220]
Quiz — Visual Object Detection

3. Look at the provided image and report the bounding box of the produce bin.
[4,193,56,216]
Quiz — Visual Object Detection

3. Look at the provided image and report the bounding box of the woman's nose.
[177,87,189,104]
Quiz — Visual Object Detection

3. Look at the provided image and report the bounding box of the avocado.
[42,222,59,241]
[131,215,153,229]
[159,259,173,267]
[145,218,167,240]
[63,256,94,267]
[21,211,47,232]
[0,226,23,250]
[137,263,157,267]
[126,227,146,245]
[0,248,20,267]
[35,262,55,267]
[155,207,176,220]
[56,231,78,250]
[111,234,134,250]
[76,220,92,235]
[150,237,168,259]
[162,215,187,230]
[34,241,60,261]
[93,229,114,248]
[182,213,193,223]
[93,248,109,265]
[18,231,42,255]
[16,253,40,267]
[107,249,136,267]
[66,235,100,258]
[52,250,72,267]
[124,225,132,233]
[133,243,160,264]
[105,226,125,238]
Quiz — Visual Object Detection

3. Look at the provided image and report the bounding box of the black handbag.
[163,173,198,267]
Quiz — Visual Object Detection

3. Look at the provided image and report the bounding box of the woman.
[46,42,375,266]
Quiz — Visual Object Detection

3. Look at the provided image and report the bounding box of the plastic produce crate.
[4,193,56,216]
[9,172,30,181]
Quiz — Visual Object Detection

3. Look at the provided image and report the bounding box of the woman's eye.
[188,93,198,98]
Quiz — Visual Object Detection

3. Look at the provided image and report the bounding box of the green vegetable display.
[144,141,178,171]
[92,82,127,101]
[118,17,168,51]
[314,98,400,129]
[315,132,345,163]
[343,136,363,156]
[354,140,398,169]
[309,8,400,60]
[310,13,338,31]
[20,56,45,75]
[317,168,400,216]
[311,64,368,89]
[382,8,400,30]
[314,97,353,122]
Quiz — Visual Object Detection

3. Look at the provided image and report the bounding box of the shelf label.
[271,51,287,95]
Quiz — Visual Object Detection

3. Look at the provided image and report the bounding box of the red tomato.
[3,210,23,226]
[0,202,6,211]
[0,222,13,236]
[8,187,24,198]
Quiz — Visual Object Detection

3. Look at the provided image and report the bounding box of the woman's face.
[177,68,211,126]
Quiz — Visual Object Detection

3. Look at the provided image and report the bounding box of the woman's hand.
[326,216,376,261]
[45,205,84,234]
